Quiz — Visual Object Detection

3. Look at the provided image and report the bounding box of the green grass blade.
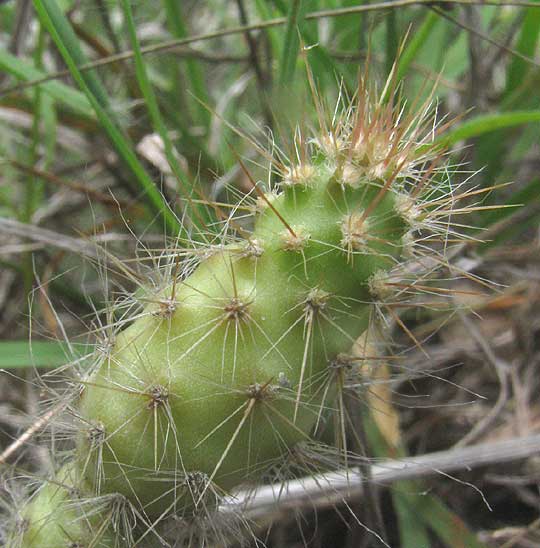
[396,10,439,82]
[279,0,303,87]
[474,3,540,181]
[275,0,336,91]
[479,178,540,249]
[32,0,181,234]
[120,0,211,234]
[254,0,280,52]
[363,413,487,548]
[21,24,52,302]
[437,110,540,148]
[0,48,93,118]
[0,341,88,369]
[393,487,431,547]
[505,2,540,99]
[162,0,211,129]
[413,493,487,548]
[33,0,111,112]
[363,417,431,546]
[483,179,539,227]
[386,11,399,76]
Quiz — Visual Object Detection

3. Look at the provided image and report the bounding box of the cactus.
[6,76,465,547]
[5,464,125,547]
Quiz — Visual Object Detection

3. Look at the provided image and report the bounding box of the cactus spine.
[8,80,456,547]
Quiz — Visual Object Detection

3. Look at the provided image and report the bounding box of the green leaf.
[120,0,211,235]
[396,11,439,83]
[274,0,336,91]
[393,487,431,548]
[33,0,111,110]
[475,3,540,181]
[413,493,487,548]
[279,0,303,87]
[161,0,211,128]
[363,412,487,548]
[0,341,88,369]
[505,2,540,99]
[437,110,540,148]
[33,0,182,234]
[386,11,399,77]
[0,48,93,118]
[479,178,540,249]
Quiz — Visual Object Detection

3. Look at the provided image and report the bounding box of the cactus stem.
[223,297,250,322]
[87,421,106,448]
[196,398,256,506]
[329,353,356,371]
[368,269,393,301]
[152,297,179,318]
[294,310,315,423]
[246,379,277,402]
[241,239,264,258]
[281,226,310,251]
[340,212,371,253]
[303,288,330,315]
[146,384,169,410]
[4,60,485,546]
[236,152,297,238]
[282,164,316,187]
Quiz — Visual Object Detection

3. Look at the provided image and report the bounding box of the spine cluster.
[7,81,458,547]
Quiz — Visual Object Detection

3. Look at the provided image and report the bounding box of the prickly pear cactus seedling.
[5,75,468,547]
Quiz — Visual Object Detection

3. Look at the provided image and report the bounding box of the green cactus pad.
[77,160,410,516]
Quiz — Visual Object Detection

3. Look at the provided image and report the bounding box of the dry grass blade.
[224,433,540,520]
[0,218,101,260]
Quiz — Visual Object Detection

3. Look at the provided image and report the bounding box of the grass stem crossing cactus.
[7,77,467,547]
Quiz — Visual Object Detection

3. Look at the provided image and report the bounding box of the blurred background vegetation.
[1,1,540,546]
